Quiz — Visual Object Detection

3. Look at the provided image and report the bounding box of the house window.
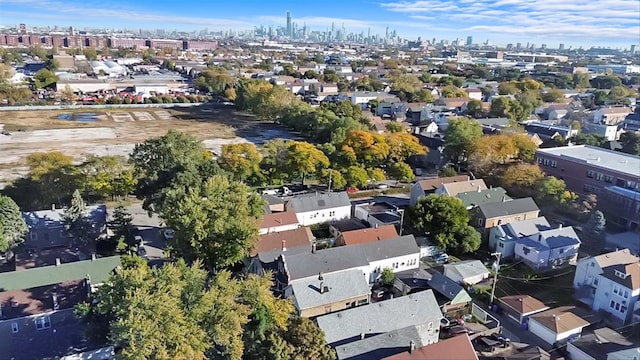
[621,306,627,313]
[550,161,557,168]
[586,170,594,178]
[624,290,629,298]
[11,322,18,333]
[329,211,336,216]
[498,243,504,248]
[610,300,616,308]
[35,316,51,330]
[596,173,603,181]
[613,287,619,295]
[560,248,565,254]
[604,175,613,184]
[477,218,484,226]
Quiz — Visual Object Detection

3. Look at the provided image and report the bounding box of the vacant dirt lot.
[0,105,296,187]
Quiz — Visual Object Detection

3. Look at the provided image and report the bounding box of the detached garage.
[528,306,589,345]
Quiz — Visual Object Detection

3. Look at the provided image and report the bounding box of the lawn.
[494,263,576,307]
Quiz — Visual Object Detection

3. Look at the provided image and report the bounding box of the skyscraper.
[466,36,473,46]
[559,43,565,50]
[286,11,292,37]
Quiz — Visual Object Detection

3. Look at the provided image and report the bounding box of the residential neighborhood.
[0,7,639,360]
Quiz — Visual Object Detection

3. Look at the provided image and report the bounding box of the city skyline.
[0,0,639,48]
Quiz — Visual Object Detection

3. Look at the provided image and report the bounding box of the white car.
[163,229,175,240]
[377,184,389,189]
[134,235,143,245]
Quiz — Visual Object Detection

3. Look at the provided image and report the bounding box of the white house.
[464,88,483,101]
[489,217,551,258]
[287,192,351,226]
[528,307,589,345]
[443,260,489,285]
[573,249,638,293]
[567,327,638,360]
[591,263,640,325]
[513,226,581,272]
[583,123,621,141]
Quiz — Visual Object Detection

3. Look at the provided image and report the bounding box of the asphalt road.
[125,202,167,261]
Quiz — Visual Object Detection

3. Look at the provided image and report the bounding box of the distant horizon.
[0,0,639,49]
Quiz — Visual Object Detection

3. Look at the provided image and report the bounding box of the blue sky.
[0,0,639,47]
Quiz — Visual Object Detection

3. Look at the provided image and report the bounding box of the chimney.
[311,243,317,253]
[91,253,96,261]
[409,340,416,353]
[281,240,287,251]
[55,258,61,266]
[51,203,56,211]
[558,224,563,229]
[320,281,325,293]
[360,332,365,340]
[319,272,324,280]
[477,186,481,192]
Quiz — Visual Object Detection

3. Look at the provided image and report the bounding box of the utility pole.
[399,209,405,236]
[328,169,332,192]
[489,252,502,306]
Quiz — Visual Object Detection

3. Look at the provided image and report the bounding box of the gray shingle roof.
[521,226,581,250]
[504,217,551,238]
[292,269,370,312]
[283,235,419,282]
[479,197,539,219]
[427,272,472,305]
[316,290,442,346]
[456,187,510,208]
[22,205,107,229]
[287,191,351,213]
[335,324,432,360]
[443,260,489,280]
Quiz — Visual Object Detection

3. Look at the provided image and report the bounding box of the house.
[261,194,285,213]
[535,145,640,231]
[443,260,489,285]
[583,123,621,142]
[465,88,483,101]
[435,179,488,197]
[527,306,590,345]
[426,271,472,308]
[353,201,403,229]
[573,249,638,293]
[592,106,633,125]
[513,225,581,271]
[316,290,443,347]
[382,333,478,360]
[567,327,639,360]
[246,227,315,274]
[258,211,299,235]
[435,97,470,112]
[410,175,470,206]
[592,262,640,325]
[498,295,549,325]
[335,224,399,247]
[456,187,510,210]
[475,117,511,134]
[524,122,578,140]
[377,101,406,120]
[473,197,540,233]
[489,217,551,258]
[287,191,351,226]
[276,235,420,296]
[22,205,107,248]
[335,324,440,360]
[290,269,370,318]
[0,255,121,359]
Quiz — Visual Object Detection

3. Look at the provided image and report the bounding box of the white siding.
[410,183,426,207]
[295,206,351,226]
[567,343,596,360]
[573,259,600,289]
[368,254,420,283]
[528,318,557,345]
[258,223,299,235]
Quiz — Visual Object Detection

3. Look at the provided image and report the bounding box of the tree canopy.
[444,117,483,165]
[0,195,28,252]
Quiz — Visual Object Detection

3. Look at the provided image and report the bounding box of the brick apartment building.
[536,145,640,230]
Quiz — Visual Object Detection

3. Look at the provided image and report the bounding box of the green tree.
[541,89,564,103]
[512,134,539,161]
[381,267,395,285]
[444,117,483,165]
[385,121,404,133]
[218,143,263,182]
[0,195,28,253]
[343,166,370,188]
[368,168,386,183]
[320,169,347,190]
[195,68,234,94]
[108,204,133,247]
[620,132,640,155]
[490,97,510,117]
[586,210,606,241]
[573,73,591,89]
[33,68,58,89]
[535,176,576,204]
[409,194,479,253]
[286,141,330,184]
[62,189,93,244]
[83,47,98,61]
[160,175,264,269]
[388,162,414,183]
[500,164,544,197]
[280,317,335,360]
[466,99,485,118]
[438,166,458,177]
[130,130,221,213]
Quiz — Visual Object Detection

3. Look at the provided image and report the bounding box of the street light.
[489,252,502,306]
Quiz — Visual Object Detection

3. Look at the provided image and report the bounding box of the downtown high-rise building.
[286,11,292,37]
[466,36,473,46]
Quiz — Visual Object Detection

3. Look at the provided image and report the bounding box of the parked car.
[377,184,388,189]
[134,235,143,246]
[433,253,449,263]
[163,229,175,240]
[346,187,359,194]
[488,333,511,348]
[372,289,385,300]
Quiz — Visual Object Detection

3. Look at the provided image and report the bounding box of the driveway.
[125,202,167,261]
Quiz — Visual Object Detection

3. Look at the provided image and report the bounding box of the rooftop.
[601,263,640,290]
[254,227,315,259]
[580,248,638,269]
[316,290,442,346]
[427,271,472,305]
[0,280,86,320]
[499,295,549,315]
[479,197,539,219]
[529,306,590,333]
[416,175,470,192]
[0,256,121,291]
[383,333,478,360]
[536,145,640,178]
[456,187,510,208]
[331,218,368,233]
[287,191,351,213]
[259,211,299,230]
[521,226,581,250]
[339,224,399,246]
[504,217,551,239]
[335,324,435,360]
[441,179,488,196]
[291,269,370,312]
[443,260,489,280]
[569,327,637,360]
[22,204,107,229]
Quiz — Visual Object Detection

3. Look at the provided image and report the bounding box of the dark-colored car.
[372,289,385,300]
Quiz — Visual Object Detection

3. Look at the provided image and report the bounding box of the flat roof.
[536,145,640,178]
